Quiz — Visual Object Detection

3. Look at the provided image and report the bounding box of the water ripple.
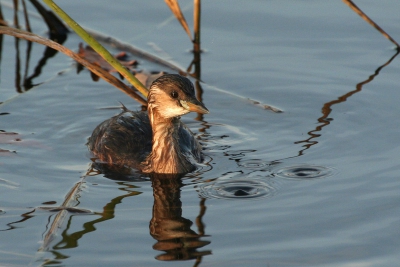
[199,179,275,200]
[237,159,274,170]
[273,164,336,180]
[0,178,19,189]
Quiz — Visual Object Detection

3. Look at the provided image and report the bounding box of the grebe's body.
[88,74,208,174]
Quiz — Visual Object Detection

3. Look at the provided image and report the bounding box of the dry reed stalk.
[193,0,200,50]
[343,0,400,49]
[0,26,147,105]
[164,0,192,41]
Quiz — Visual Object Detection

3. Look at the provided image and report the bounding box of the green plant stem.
[42,0,149,98]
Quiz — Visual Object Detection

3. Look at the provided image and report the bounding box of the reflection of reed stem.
[0,4,4,24]
[21,0,31,32]
[0,26,147,105]
[14,35,22,93]
[294,50,400,155]
[21,0,33,88]
[342,0,400,49]
[0,30,2,63]
[12,0,21,93]
[12,0,19,27]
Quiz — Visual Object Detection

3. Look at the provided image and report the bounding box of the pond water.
[1,0,399,266]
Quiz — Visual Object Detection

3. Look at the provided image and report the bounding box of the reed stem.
[42,0,149,98]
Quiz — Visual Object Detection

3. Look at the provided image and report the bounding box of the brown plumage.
[88,74,209,174]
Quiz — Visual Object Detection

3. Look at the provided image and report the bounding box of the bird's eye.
[170,91,178,99]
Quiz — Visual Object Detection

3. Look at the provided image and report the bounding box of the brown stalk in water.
[164,0,192,41]
[193,0,201,51]
[0,26,147,105]
[342,0,400,49]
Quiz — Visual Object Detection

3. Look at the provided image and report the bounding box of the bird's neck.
[144,106,193,174]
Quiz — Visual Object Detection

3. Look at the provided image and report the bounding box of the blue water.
[0,0,399,266]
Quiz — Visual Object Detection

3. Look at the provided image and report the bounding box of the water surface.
[0,0,399,266]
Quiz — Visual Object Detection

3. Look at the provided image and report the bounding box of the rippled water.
[1,0,400,266]
[274,164,336,180]
[199,176,276,200]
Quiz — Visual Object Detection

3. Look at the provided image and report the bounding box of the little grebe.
[88,74,209,174]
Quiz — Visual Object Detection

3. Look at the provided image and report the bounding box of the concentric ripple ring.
[274,164,336,180]
[199,179,276,200]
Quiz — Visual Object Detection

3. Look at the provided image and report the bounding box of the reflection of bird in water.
[88,74,209,174]
[150,174,211,261]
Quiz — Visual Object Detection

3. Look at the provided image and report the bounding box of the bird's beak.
[180,98,209,114]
